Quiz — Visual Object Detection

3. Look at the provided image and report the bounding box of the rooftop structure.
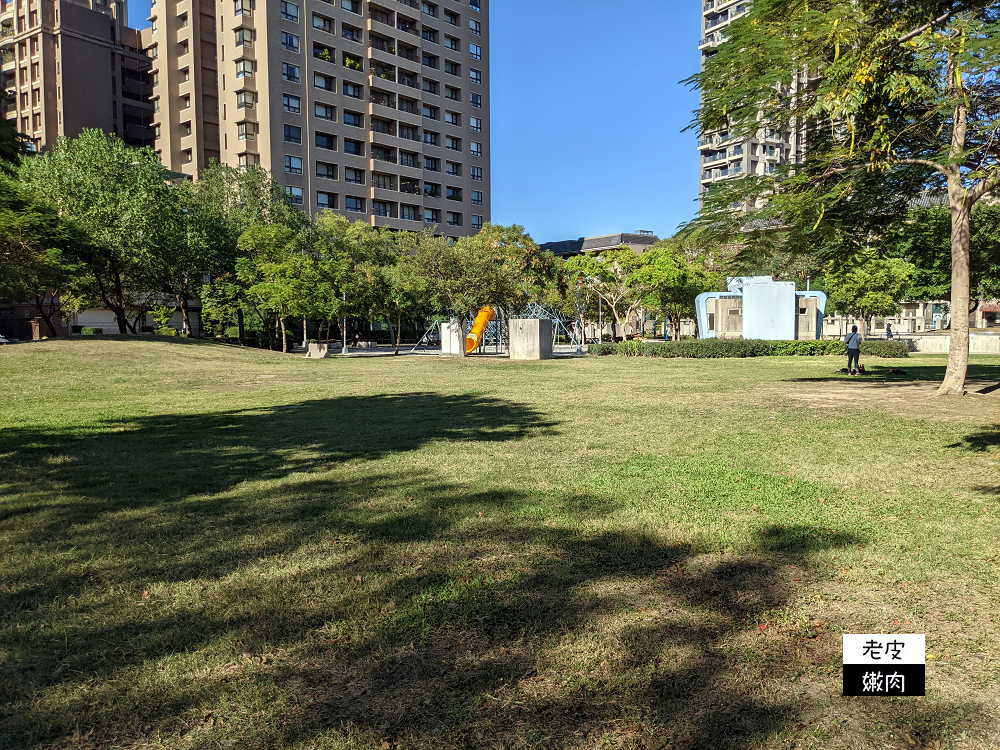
[539,232,661,258]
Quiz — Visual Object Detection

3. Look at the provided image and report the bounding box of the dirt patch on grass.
[784,378,999,419]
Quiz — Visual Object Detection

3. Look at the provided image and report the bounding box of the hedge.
[587,339,909,359]
[80,327,103,336]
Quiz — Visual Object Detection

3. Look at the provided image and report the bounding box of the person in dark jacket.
[845,326,862,375]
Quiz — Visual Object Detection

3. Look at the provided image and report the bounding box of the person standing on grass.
[886,322,893,340]
[846,325,862,375]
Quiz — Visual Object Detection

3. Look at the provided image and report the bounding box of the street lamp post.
[341,291,348,355]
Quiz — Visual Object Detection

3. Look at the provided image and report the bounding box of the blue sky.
[126,0,703,245]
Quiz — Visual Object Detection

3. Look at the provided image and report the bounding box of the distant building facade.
[0,0,154,151]
[540,232,660,259]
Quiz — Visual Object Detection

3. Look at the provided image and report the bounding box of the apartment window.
[444,36,459,51]
[445,60,460,76]
[444,10,459,25]
[177,13,188,28]
[314,73,334,91]
[343,110,363,127]
[422,53,438,69]
[423,79,439,96]
[446,186,462,201]
[237,90,256,109]
[235,59,254,78]
[422,104,439,120]
[315,103,336,120]
[372,200,397,218]
[470,141,482,157]
[344,138,363,156]
[401,204,418,221]
[447,211,462,227]
[238,152,258,166]
[283,62,300,82]
[284,124,301,143]
[372,117,394,135]
[421,2,437,17]
[316,132,336,150]
[422,27,438,43]
[235,27,252,47]
[237,121,255,140]
[154,98,161,114]
[399,97,418,114]
[399,124,418,141]
[282,32,299,52]
[344,167,364,184]
[470,93,482,108]
[234,0,250,16]
[470,68,481,85]
[285,186,304,204]
[373,145,395,163]
[343,24,361,42]
[341,0,360,12]
[470,43,481,60]
[445,111,461,127]
[183,149,193,163]
[182,121,192,136]
[471,166,483,181]
[424,208,440,223]
[317,192,337,209]
[316,162,337,179]
[280,0,298,20]
[470,116,482,132]
[179,40,189,55]
[401,178,420,194]
[343,52,362,71]
[471,190,483,205]
[346,196,365,212]
[424,156,440,172]
[470,0,481,10]
[469,19,481,35]
[446,162,461,177]
[423,131,439,147]
[314,43,334,62]
[399,151,418,167]
[441,86,457,102]
[179,66,191,82]
[283,93,300,113]
[285,155,303,174]
[313,13,333,32]
[471,215,483,230]
[154,124,161,139]
[446,136,461,151]
[181,94,191,109]
[424,182,440,198]
[343,81,362,98]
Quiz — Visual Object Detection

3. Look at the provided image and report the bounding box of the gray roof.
[540,233,660,258]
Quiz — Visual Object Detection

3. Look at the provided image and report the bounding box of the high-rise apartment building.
[697,0,802,198]
[147,0,490,237]
[0,0,154,152]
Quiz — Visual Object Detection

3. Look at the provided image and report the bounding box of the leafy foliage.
[589,339,909,359]
[825,253,915,325]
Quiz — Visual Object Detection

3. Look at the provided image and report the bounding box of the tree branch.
[896,6,963,45]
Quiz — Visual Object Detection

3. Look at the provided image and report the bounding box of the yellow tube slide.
[466,306,496,353]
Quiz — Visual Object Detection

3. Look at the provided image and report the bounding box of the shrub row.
[588,339,910,359]
[80,327,103,336]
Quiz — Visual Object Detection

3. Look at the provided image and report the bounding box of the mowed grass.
[1,339,999,750]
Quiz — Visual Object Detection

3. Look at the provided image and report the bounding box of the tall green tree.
[17,130,182,334]
[825,254,916,334]
[633,240,722,340]
[0,92,27,172]
[564,247,652,340]
[689,0,1000,394]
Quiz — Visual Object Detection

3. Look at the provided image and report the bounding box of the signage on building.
[843,634,925,696]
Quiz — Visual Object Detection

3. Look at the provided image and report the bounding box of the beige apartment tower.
[147,0,490,237]
[698,0,802,197]
[1,0,154,151]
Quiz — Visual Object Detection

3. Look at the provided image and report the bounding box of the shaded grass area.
[1,340,999,750]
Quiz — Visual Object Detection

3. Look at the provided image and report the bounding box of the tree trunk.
[33,296,59,336]
[938,200,972,396]
[395,310,402,354]
[280,316,288,354]
[179,296,192,337]
[237,308,246,345]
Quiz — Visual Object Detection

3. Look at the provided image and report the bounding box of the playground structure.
[466,307,497,353]
[422,301,580,357]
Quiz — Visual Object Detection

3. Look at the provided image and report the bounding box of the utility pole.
[341,291,348,355]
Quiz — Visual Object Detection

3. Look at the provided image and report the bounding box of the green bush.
[80,327,103,336]
[587,338,909,359]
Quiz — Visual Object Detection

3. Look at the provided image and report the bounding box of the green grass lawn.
[1,338,999,750]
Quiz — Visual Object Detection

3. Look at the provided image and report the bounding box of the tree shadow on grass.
[1,396,994,749]
[948,425,1000,453]
[781,361,1000,386]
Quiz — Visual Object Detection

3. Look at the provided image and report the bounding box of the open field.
[1,338,999,750]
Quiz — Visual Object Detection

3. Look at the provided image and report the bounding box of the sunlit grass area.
[1,338,999,750]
